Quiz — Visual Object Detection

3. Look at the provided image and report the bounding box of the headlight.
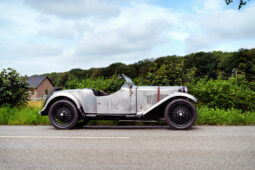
[183,86,188,93]
[178,86,188,93]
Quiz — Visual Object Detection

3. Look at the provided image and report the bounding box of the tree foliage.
[146,59,196,86]
[226,0,247,9]
[44,48,254,88]
[187,76,255,112]
[225,0,249,9]
[0,68,29,106]
[66,75,124,93]
[184,52,218,79]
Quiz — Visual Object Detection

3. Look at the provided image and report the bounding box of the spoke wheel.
[165,98,197,130]
[49,100,78,129]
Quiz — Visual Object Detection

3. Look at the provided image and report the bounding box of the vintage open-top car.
[40,74,197,130]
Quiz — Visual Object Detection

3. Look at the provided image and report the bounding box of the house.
[28,76,54,100]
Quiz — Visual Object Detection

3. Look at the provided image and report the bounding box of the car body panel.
[96,86,136,114]
[136,86,186,112]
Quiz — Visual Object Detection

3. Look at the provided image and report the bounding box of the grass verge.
[197,106,255,125]
[0,106,49,125]
[0,106,254,125]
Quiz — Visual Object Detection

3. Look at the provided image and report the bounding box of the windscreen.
[122,74,135,88]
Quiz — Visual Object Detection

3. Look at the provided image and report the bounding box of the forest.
[43,48,255,89]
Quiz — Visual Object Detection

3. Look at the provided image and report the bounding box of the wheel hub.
[59,111,66,117]
[177,110,185,118]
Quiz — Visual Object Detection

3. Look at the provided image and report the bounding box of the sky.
[0,0,255,76]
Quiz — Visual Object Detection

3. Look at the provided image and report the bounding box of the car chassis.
[40,74,198,130]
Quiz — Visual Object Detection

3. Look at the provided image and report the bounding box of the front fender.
[139,92,197,116]
[39,91,82,116]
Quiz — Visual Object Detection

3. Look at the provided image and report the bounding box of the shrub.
[146,59,187,86]
[146,60,197,86]
[0,68,29,106]
[188,77,255,111]
[66,75,124,93]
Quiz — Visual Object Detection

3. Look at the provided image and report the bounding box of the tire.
[48,99,78,129]
[165,98,197,130]
[75,118,90,128]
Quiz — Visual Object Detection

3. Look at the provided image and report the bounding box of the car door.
[96,85,136,114]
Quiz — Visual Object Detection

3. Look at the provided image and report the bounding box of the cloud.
[200,7,255,39]
[71,3,176,65]
[25,0,120,19]
[1,0,255,75]
[185,32,217,52]
[1,1,179,75]
[0,40,65,59]
[37,22,94,40]
[202,0,223,11]
[185,1,255,52]
[38,26,76,40]
[75,19,171,56]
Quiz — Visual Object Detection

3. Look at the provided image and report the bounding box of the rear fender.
[139,92,197,116]
[39,92,84,116]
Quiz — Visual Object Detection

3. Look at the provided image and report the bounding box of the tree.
[0,68,29,106]
[147,60,184,86]
[58,73,69,88]
[69,68,87,80]
[226,48,255,82]
[133,59,154,77]
[41,48,254,85]
[225,0,250,9]
[184,52,218,79]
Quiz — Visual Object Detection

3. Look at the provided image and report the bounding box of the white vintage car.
[40,74,197,130]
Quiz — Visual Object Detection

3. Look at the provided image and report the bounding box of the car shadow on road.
[76,125,200,131]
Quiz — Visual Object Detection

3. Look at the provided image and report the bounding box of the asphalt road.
[0,126,254,170]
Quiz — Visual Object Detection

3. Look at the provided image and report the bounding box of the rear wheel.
[165,98,197,130]
[48,99,78,129]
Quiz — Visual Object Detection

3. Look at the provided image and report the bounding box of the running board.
[118,120,157,123]
[86,113,140,118]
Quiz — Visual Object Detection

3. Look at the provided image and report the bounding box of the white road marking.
[0,136,130,139]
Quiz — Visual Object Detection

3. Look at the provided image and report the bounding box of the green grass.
[196,106,255,125]
[0,106,49,125]
[0,106,254,125]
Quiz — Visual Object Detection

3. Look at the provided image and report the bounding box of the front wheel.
[165,98,197,130]
[48,100,78,129]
